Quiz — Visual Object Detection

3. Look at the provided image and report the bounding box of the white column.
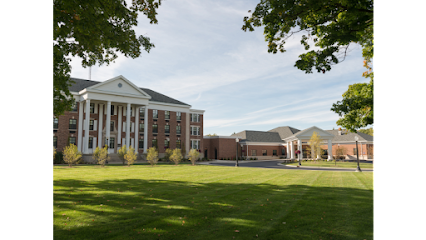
[286,142,290,159]
[143,105,148,153]
[327,139,333,161]
[118,106,122,145]
[83,99,91,154]
[98,104,104,148]
[290,141,294,160]
[135,106,139,151]
[126,103,131,150]
[297,139,303,160]
[77,101,84,152]
[106,101,111,150]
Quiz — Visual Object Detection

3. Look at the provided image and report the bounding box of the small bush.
[63,144,82,167]
[54,151,64,164]
[165,148,173,162]
[95,145,110,167]
[171,148,183,165]
[187,149,200,166]
[147,147,159,166]
[118,145,128,165]
[124,146,137,166]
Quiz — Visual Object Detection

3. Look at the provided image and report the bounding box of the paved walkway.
[197,160,373,172]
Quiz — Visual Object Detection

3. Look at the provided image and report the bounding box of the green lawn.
[54,164,373,240]
[285,161,374,169]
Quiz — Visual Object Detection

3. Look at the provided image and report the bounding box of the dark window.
[281,148,286,155]
[139,123,144,132]
[323,149,328,155]
[90,103,95,113]
[153,124,158,133]
[111,105,114,116]
[89,120,94,130]
[273,150,277,156]
[176,125,181,134]
[176,140,181,149]
[262,150,267,156]
[71,102,78,112]
[69,137,76,145]
[251,149,257,156]
[165,125,170,134]
[53,136,57,148]
[109,137,115,149]
[164,139,169,148]
[139,139,144,149]
[140,107,145,117]
[69,119,77,129]
[152,139,157,147]
[153,110,158,119]
[110,121,114,132]
[165,111,170,120]
[53,118,58,129]
[177,112,181,121]
[89,137,93,149]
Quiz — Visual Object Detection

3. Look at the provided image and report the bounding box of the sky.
[69,0,370,136]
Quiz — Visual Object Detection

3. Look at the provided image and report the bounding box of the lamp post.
[235,138,239,167]
[355,136,362,172]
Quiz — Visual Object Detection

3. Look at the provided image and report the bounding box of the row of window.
[250,149,279,156]
[57,118,184,135]
[56,137,191,150]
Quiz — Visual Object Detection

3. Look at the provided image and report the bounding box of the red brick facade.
[54,103,203,157]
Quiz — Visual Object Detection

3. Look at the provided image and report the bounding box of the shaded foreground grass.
[54,165,373,240]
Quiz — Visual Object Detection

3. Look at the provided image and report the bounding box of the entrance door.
[214,148,217,160]
[204,149,208,159]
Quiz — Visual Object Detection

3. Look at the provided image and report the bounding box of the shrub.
[170,148,183,165]
[147,147,159,166]
[63,144,82,167]
[188,149,200,166]
[92,146,100,163]
[124,146,137,166]
[54,151,64,164]
[165,148,173,162]
[118,145,128,165]
[97,145,110,167]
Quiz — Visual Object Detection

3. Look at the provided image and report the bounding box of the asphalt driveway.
[198,160,373,172]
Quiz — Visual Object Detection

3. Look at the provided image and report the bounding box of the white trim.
[85,75,152,99]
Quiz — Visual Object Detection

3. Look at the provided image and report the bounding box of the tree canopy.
[53,0,162,116]
[242,0,373,74]
[241,0,374,132]
[358,127,373,136]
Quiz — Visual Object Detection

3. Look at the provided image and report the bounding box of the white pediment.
[87,75,150,98]
[285,126,335,141]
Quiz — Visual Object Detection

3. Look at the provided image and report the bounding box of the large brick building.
[204,126,374,160]
[54,75,204,161]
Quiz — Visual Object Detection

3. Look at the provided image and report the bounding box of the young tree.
[164,148,173,162]
[124,146,137,166]
[63,144,82,167]
[306,132,322,161]
[92,146,100,163]
[187,149,200,166]
[53,0,162,116]
[335,145,347,161]
[146,147,159,167]
[97,145,110,167]
[170,148,183,165]
[118,145,128,165]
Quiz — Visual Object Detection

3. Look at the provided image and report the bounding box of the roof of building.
[230,127,373,143]
[268,126,301,139]
[69,78,190,106]
[326,130,373,142]
[231,130,283,143]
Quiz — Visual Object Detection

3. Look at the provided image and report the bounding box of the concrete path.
[197,160,373,172]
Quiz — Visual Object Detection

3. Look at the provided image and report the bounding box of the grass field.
[54,164,373,240]
[285,161,374,169]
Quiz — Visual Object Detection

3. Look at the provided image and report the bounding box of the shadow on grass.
[54,178,373,240]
